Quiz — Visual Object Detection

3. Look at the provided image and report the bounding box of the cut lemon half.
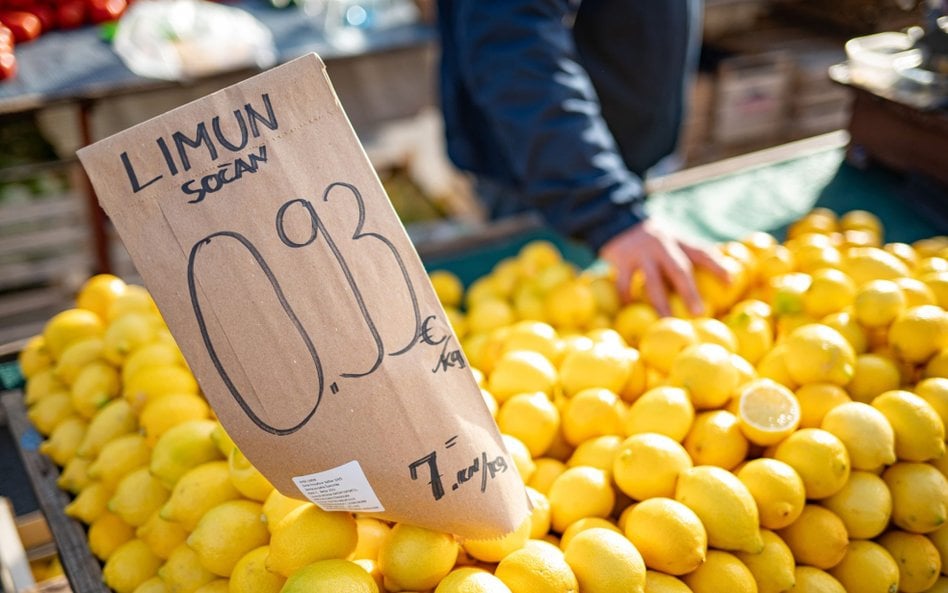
[737,379,801,445]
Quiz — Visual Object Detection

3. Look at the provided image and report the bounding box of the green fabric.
[0,361,24,391]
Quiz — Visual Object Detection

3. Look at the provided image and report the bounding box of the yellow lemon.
[795,383,851,428]
[77,398,137,459]
[755,343,798,390]
[791,237,842,274]
[889,305,948,363]
[683,410,748,470]
[804,268,856,318]
[124,365,198,411]
[57,456,93,494]
[822,310,869,355]
[783,324,856,387]
[623,386,694,443]
[209,421,236,458]
[883,461,948,534]
[820,401,896,470]
[121,341,183,384]
[559,342,631,397]
[488,350,557,403]
[261,490,308,534]
[674,465,763,553]
[136,510,187,560]
[735,458,806,530]
[614,303,660,347]
[378,523,458,591]
[494,544,578,593]
[562,528,646,593]
[40,416,87,466]
[160,461,240,531]
[463,516,531,563]
[103,312,159,365]
[528,458,567,495]
[896,277,937,307]
[54,337,104,385]
[724,310,774,365]
[192,580,228,593]
[820,470,891,539]
[776,504,849,570]
[88,511,135,561]
[527,486,552,539]
[639,318,699,374]
[847,353,902,403]
[71,361,120,419]
[503,434,536,483]
[872,389,946,461]
[559,518,621,551]
[77,274,127,320]
[26,391,73,436]
[922,271,948,309]
[497,391,560,457]
[187,500,269,577]
[772,428,850,499]
[792,566,846,593]
[927,348,948,379]
[843,246,910,285]
[519,240,563,275]
[87,433,151,489]
[109,467,170,527]
[734,528,795,593]
[916,377,948,428]
[561,388,625,446]
[643,570,692,593]
[878,530,941,593]
[140,393,210,448]
[928,524,948,577]
[667,342,739,410]
[267,503,358,577]
[102,539,161,593]
[681,550,756,593]
[349,517,391,563]
[736,378,800,446]
[43,308,105,359]
[544,280,597,330]
[468,299,516,337]
[25,367,67,406]
[854,279,908,328]
[65,481,112,524]
[840,209,882,235]
[150,419,222,488]
[429,269,464,308]
[613,433,692,501]
[547,466,615,533]
[18,335,52,380]
[566,434,622,472]
[501,321,560,362]
[827,539,899,593]
[106,284,160,322]
[230,546,286,593]
[623,497,706,575]
[435,567,512,593]
[158,543,217,593]
[691,317,739,352]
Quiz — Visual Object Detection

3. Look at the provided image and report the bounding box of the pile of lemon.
[17,207,948,593]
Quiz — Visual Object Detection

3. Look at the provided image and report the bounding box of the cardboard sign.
[77,54,528,538]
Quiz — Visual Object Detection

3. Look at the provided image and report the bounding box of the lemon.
[680,550,755,593]
[194,580,229,593]
[561,388,625,446]
[872,389,946,461]
[497,391,560,457]
[528,458,567,495]
[776,504,849,570]
[463,516,531,563]
[683,410,748,470]
[821,471,892,539]
[435,567,512,593]
[121,341,183,384]
[25,367,68,406]
[623,386,694,442]
[841,209,882,235]
[267,503,358,576]
[132,576,167,593]
[803,268,856,318]
[26,392,73,435]
[18,335,52,380]
[158,543,217,593]
[230,546,286,593]
[558,517,621,550]
[565,435,621,472]
[613,433,692,501]
[928,524,948,577]
[828,539,899,593]
[109,467,171,527]
[544,280,597,330]
[103,539,161,593]
[896,277,937,307]
[429,270,464,308]
[261,489,309,534]
[916,377,948,429]
[889,305,948,364]
[88,433,151,489]
[619,348,649,403]
[209,421,236,458]
[724,310,774,365]
[755,343,798,390]
[503,434,537,482]
[54,337,105,385]
[140,393,210,447]
[88,511,135,561]
[513,285,547,323]
[695,254,748,315]
[927,349,948,379]
[642,570,691,593]
[783,324,856,386]
[43,308,105,359]
[124,365,199,410]
[187,500,269,577]
[468,298,516,335]
[559,343,631,397]
[883,461,948,534]
[136,510,187,560]
[40,416,87,466]
[736,378,800,446]
[501,321,560,361]
[922,271,948,309]
[623,497,706,575]
[735,458,805,530]
[103,312,159,365]
[733,529,795,593]
[843,246,910,285]
[77,274,128,320]
[527,487,552,539]
[772,428,850,499]
[792,566,846,593]
[674,465,763,553]
[847,353,902,403]
[639,318,699,374]
[614,303,660,347]
[793,241,842,275]
[488,350,558,403]
[547,467,615,533]
[106,284,160,321]
[378,523,458,591]
[494,544,578,593]
[150,420,222,488]
[854,279,908,329]
[878,530,941,593]
[795,383,851,428]
[76,398,137,459]
[757,244,796,281]
[71,360,120,418]
[667,342,739,410]
[562,528,645,593]
[58,456,93,494]
[819,401,896,470]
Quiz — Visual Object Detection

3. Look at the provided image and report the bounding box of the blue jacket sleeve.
[449,0,648,251]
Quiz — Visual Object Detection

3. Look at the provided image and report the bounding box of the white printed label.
[292,460,384,512]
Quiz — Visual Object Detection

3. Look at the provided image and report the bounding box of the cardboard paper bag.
[77,53,529,538]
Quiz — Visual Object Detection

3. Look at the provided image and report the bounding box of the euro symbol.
[421,315,447,346]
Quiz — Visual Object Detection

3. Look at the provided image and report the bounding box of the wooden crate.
[712,51,794,146]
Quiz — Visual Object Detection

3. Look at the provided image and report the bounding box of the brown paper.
[77,53,528,538]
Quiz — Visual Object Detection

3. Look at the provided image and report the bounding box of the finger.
[657,245,705,316]
[682,243,731,282]
[641,258,671,317]
[612,259,638,305]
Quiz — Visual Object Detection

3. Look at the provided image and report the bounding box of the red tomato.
[87,0,123,23]
[0,10,41,41]
[0,50,16,80]
[54,0,84,28]
[0,24,13,50]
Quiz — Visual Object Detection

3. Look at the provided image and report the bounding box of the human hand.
[599,218,730,317]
